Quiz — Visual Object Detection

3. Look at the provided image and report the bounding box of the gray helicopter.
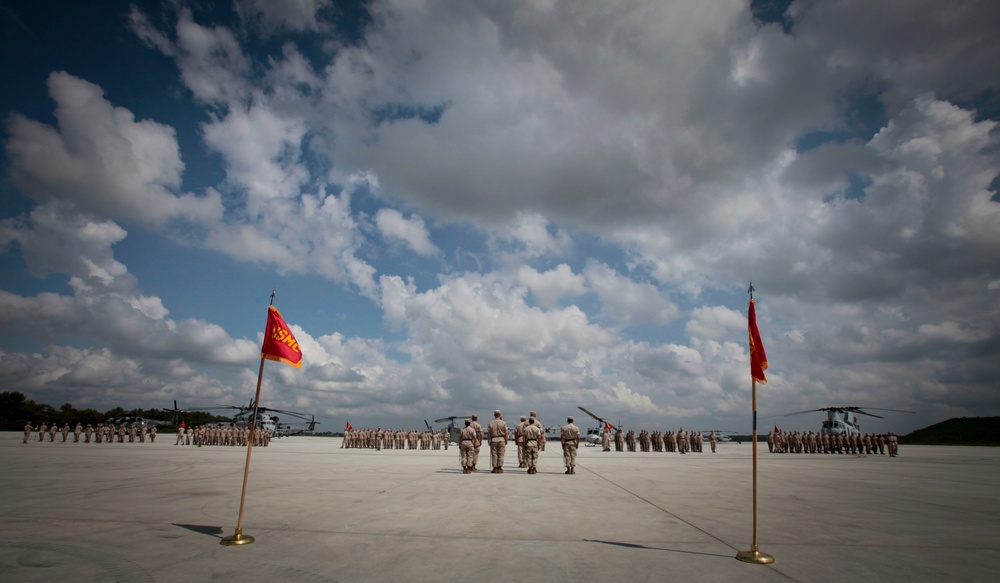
[104,414,173,429]
[577,406,614,446]
[170,400,319,438]
[434,415,474,443]
[777,406,914,437]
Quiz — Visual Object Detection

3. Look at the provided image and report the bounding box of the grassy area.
[900,417,1000,446]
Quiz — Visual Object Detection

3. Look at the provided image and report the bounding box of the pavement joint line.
[579,462,737,546]
[578,462,806,583]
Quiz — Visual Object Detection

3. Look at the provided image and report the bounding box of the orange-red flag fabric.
[261,305,303,368]
[748,299,768,383]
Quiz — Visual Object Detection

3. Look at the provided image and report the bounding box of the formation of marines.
[767,431,900,456]
[22,421,272,447]
[23,421,159,444]
[459,410,576,475]
[174,424,272,447]
[605,427,715,454]
[341,427,451,450]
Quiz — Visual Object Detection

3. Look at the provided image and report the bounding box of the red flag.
[261,305,303,368]
[345,421,353,432]
[604,421,613,433]
[748,299,768,383]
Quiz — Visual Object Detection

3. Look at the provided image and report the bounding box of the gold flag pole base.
[220,528,255,546]
[736,545,774,564]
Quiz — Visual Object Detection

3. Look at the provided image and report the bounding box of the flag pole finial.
[269,289,276,306]
[747,281,755,300]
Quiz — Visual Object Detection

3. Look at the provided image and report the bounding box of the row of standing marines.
[341,426,451,450]
[26,420,899,461]
[22,421,273,447]
[604,427,718,453]
[340,412,576,474]
[767,430,901,456]
[23,416,696,462]
[173,424,273,447]
[23,422,159,444]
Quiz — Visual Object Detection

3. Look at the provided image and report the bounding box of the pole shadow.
[584,539,733,558]
[173,524,225,538]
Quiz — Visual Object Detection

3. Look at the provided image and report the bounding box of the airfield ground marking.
[577,464,805,583]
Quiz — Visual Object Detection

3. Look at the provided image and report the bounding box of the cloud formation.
[1,0,998,435]
[5,72,223,228]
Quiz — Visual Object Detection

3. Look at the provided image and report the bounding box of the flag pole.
[737,283,774,564]
[221,290,275,546]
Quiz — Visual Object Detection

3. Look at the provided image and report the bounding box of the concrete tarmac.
[1,433,998,582]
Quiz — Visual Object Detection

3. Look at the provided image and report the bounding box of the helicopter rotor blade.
[577,406,605,423]
[851,410,885,419]
[855,407,916,414]
[778,408,830,417]
[259,407,311,421]
[771,405,915,421]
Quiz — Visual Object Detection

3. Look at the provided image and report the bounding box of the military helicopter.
[577,406,614,446]
[700,430,738,442]
[434,415,473,443]
[776,406,915,437]
[104,414,173,428]
[170,401,319,438]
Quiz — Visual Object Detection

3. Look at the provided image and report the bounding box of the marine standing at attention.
[487,410,509,473]
[523,418,542,474]
[24,423,34,444]
[560,416,580,474]
[530,412,545,451]
[515,416,528,468]
[459,419,477,474]
[469,414,483,472]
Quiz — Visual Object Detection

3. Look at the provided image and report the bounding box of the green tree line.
[0,391,231,432]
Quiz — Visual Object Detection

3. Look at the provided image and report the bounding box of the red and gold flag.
[346,421,353,432]
[261,305,303,368]
[748,299,768,383]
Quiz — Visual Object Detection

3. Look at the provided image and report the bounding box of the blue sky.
[2,0,999,436]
